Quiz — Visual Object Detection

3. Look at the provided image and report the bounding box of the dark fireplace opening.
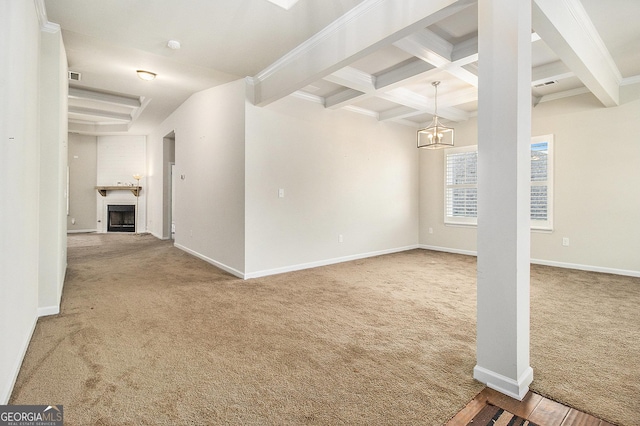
[108,205,135,232]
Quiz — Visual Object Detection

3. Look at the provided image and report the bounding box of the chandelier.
[417,81,454,149]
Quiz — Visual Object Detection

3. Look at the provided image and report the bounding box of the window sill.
[444,222,554,233]
[445,222,477,228]
[531,228,553,234]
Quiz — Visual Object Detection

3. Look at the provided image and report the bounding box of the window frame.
[530,134,554,231]
[443,145,478,226]
[442,135,554,231]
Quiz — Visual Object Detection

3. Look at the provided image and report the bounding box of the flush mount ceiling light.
[265,0,301,10]
[136,70,156,81]
[417,81,454,149]
[167,40,181,50]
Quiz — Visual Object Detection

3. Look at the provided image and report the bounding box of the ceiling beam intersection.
[532,0,620,107]
[250,0,477,106]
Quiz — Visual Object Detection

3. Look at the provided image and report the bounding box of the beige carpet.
[10,234,639,425]
[529,263,640,425]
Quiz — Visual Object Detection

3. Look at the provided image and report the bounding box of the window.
[443,135,554,230]
[530,135,553,230]
[445,146,478,225]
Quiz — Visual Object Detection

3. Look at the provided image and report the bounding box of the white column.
[474,0,533,400]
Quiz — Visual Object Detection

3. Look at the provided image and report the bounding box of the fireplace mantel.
[96,186,141,197]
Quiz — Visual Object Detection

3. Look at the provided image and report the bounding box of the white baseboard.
[1,315,38,404]
[419,245,640,278]
[37,305,60,317]
[174,244,420,280]
[474,365,533,401]
[173,243,245,279]
[66,229,97,234]
[419,244,477,257]
[531,258,640,278]
[245,244,420,279]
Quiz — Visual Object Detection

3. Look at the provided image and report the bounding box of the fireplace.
[107,205,135,232]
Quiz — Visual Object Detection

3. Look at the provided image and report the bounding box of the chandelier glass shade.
[417,81,454,149]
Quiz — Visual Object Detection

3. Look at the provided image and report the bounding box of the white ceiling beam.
[379,87,470,122]
[249,0,477,106]
[378,87,475,122]
[323,67,375,93]
[323,67,375,109]
[394,28,479,87]
[342,105,379,119]
[68,121,131,134]
[393,29,453,68]
[322,63,471,121]
[375,60,435,89]
[378,105,419,121]
[451,36,478,64]
[443,64,478,87]
[537,86,591,104]
[291,91,324,104]
[68,106,132,122]
[437,87,478,107]
[324,61,438,110]
[532,0,620,107]
[68,87,141,108]
[324,88,365,109]
[531,60,574,86]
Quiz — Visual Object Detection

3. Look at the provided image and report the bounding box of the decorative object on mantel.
[133,174,143,234]
[96,186,142,197]
[417,81,454,149]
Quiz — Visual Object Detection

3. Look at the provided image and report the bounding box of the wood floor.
[447,387,616,426]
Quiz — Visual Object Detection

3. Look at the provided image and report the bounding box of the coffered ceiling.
[42,0,640,136]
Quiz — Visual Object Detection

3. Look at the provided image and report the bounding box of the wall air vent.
[68,71,81,81]
[534,80,557,88]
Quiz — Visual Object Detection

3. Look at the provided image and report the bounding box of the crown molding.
[342,105,379,119]
[34,0,60,33]
[290,91,324,105]
[621,75,640,86]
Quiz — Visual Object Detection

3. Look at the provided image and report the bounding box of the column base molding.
[473,365,534,401]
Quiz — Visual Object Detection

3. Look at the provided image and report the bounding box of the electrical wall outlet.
[562,237,569,247]
[338,234,343,243]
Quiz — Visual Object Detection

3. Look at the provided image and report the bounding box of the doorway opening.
[163,131,176,240]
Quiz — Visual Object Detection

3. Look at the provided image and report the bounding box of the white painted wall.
[68,134,98,232]
[96,136,146,233]
[245,96,419,277]
[147,80,246,275]
[38,27,68,316]
[419,84,640,275]
[146,132,164,238]
[1,1,44,404]
[147,80,417,278]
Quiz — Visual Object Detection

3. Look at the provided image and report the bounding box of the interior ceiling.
[43,0,640,136]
